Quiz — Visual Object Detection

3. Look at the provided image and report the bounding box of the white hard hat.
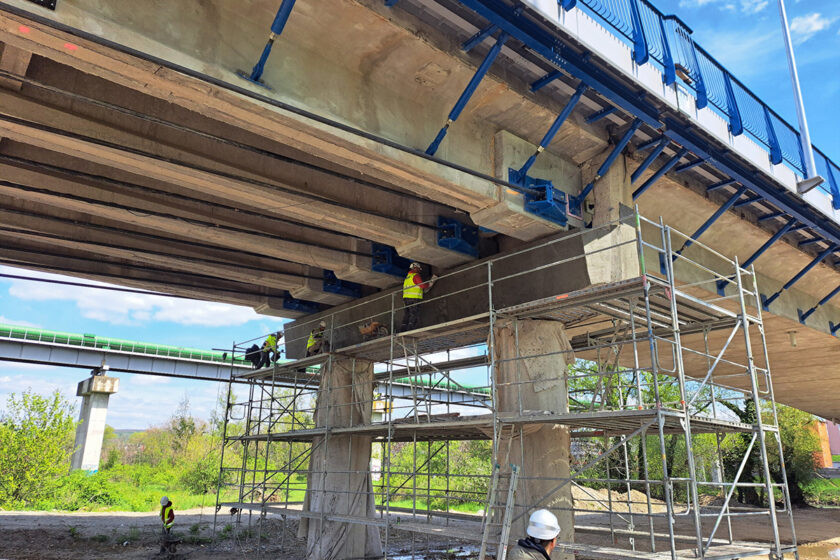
[319,320,327,328]
[526,509,560,540]
[160,496,169,506]
[409,262,421,269]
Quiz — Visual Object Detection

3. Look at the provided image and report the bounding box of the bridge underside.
[0,0,838,418]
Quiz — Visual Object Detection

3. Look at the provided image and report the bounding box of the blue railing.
[564,0,838,203]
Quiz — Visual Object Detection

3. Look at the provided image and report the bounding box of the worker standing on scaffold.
[306,320,328,357]
[400,262,437,333]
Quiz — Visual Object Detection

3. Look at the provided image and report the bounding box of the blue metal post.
[243,0,297,84]
[631,137,669,183]
[676,186,747,254]
[798,284,840,324]
[585,106,617,124]
[688,38,708,109]
[825,158,840,210]
[659,16,676,86]
[513,83,588,181]
[530,70,562,92]
[577,119,642,202]
[559,0,577,10]
[632,148,689,200]
[762,244,837,309]
[706,179,736,192]
[426,32,509,155]
[675,158,707,173]
[462,24,497,52]
[722,73,743,136]
[733,195,762,208]
[716,217,796,294]
[763,106,783,165]
[627,0,649,65]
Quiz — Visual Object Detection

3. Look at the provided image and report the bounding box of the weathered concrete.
[298,357,381,559]
[70,375,118,472]
[495,319,575,558]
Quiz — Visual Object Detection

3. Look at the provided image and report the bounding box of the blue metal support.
[722,72,743,136]
[585,106,617,124]
[240,0,297,85]
[798,237,824,248]
[462,24,497,52]
[559,0,577,10]
[659,16,676,86]
[830,321,840,336]
[530,70,562,92]
[687,37,708,110]
[798,284,840,323]
[371,243,412,277]
[761,244,837,310]
[627,0,649,65]
[426,31,509,155]
[454,0,661,127]
[512,83,588,182]
[675,158,707,173]
[757,211,785,223]
[323,270,362,299]
[763,106,783,165]
[437,216,479,257]
[788,224,810,233]
[715,217,796,295]
[733,195,762,208]
[631,136,669,183]
[573,119,642,212]
[677,186,747,254]
[283,291,320,314]
[632,148,689,200]
[706,179,736,192]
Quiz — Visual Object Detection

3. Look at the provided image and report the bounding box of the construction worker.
[257,331,283,369]
[306,320,328,357]
[508,509,561,560]
[159,496,175,553]
[400,262,437,333]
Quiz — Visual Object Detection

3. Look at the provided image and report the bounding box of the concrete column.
[70,375,119,472]
[298,357,382,559]
[591,154,632,228]
[494,319,575,559]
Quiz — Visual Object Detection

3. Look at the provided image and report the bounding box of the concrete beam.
[0,42,31,90]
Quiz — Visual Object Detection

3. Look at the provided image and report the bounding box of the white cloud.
[2,266,277,327]
[130,375,171,386]
[740,0,768,15]
[790,13,834,44]
[678,0,769,13]
[0,316,40,328]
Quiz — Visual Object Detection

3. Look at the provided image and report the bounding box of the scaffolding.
[214,212,799,559]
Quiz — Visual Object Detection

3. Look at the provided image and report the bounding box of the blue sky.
[0,266,285,429]
[658,0,840,161]
[1,0,837,430]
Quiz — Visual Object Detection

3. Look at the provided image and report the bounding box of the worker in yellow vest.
[306,320,328,357]
[159,496,175,552]
[257,331,283,368]
[400,262,437,332]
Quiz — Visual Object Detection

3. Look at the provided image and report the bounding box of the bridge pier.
[70,374,119,472]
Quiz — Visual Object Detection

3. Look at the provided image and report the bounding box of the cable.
[0,271,197,299]
[0,2,537,197]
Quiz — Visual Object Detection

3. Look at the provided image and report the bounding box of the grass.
[803,477,840,506]
[832,454,840,463]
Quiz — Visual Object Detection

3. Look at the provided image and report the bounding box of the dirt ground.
[0,506,837,559]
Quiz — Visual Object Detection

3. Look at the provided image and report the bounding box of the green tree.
[766,404,819,505]
[0,390,76,507]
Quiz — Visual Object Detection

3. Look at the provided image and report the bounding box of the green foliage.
[766,404,820,504]
[0,390,76,507]
[801,478,840,506]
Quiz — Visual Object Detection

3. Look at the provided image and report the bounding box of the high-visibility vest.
[161,505,174,529]
[265,334,277,351]
[403,272,423,299]
[307,330,323,350]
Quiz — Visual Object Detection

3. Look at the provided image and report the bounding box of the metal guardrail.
[566,0,840,207]
[0,323,246,364]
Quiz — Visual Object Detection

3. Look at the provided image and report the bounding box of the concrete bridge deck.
[0,0,838,421]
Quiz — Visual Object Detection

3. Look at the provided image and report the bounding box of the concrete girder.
[0,41,30,90]
[0,246,306,316]
[0,88,472,268]
[0,10,574,241]
[0,179,396,289]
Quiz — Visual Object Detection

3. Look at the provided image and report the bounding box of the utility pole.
[776,0,824,193]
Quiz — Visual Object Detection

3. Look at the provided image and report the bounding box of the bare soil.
[0,505,837,559]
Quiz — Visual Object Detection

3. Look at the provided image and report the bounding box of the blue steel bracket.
[323,270,362,299]
[830,321,840,337]
[238,0,297,87]
[763,106,783,165]
[516,173,569,226]
[824,159,840,211]
[371,243,413,277]
[716,217,796,295]
[283,292,320,314]
[627,0,649,65]
[437,216,480,257]
[559,0,577,10]
[722,73,743,136]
